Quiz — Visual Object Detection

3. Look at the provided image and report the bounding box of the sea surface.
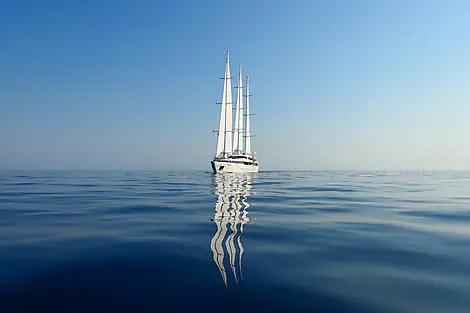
[1,170,470,313]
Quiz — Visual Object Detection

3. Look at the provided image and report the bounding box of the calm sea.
[1,170,470,313]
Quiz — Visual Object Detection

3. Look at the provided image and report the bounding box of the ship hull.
[211,160,259,174]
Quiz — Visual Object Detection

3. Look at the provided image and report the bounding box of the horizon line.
[1,168,470,172]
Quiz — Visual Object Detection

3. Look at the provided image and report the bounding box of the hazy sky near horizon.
[1,0,469,170]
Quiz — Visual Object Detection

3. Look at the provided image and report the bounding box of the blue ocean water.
[1,170,470,313]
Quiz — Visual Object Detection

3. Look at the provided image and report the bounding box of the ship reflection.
[210,173,256,288]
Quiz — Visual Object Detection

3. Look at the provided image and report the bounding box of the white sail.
[215,53,228,157]
[224,53,233,155]
[233,65,244,153]
[215,52,233,157]
[245,76,251,154]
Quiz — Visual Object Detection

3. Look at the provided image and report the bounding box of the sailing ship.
[211,52,259,174]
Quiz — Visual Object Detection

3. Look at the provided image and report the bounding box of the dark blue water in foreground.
[1,171,470,313]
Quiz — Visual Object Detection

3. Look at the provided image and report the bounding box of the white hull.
[211,160,259,173]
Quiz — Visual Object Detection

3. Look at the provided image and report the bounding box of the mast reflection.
[210,173,255,288]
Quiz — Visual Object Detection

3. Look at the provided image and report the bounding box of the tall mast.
[233,65,243,153]
[215,52,233,157]
[224,53,233,156]
[244,76,251,154]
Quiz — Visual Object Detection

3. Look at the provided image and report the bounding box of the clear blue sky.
[1,0,469,170]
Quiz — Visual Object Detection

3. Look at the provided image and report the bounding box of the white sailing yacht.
[211,52,259,173]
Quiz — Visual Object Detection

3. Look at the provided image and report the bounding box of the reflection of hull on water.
[209,173,256,288]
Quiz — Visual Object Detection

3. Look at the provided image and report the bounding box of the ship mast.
[244,76,251,155]
[215,52,233,158]
[233,65,244,153]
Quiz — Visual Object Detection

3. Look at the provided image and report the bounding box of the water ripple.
[1,170,470,313]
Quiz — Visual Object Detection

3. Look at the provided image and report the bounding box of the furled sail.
[244,76,251,154]
[216,52,233,157]
[233,65,244,153]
